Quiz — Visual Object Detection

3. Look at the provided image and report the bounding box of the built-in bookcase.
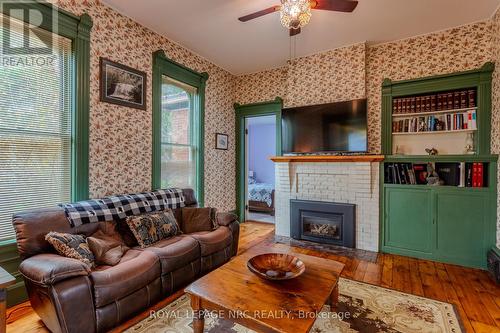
[380,63,497,269]
[391,88,478,155]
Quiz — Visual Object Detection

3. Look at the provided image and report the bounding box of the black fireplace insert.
[290,199,355,248]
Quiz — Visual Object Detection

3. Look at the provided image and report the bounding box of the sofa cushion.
[181,207,216,234]
[125,210,181,248]
[45,232,95,267]
[140,236,199,274]
[90,249,160,307]
[87,230,129,266]
[187,226,232,257]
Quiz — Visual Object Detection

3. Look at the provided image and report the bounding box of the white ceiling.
[103,0,500,75]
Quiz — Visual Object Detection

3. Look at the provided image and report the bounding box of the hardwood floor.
[6,221,500,333]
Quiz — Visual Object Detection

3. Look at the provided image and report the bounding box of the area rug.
[125,278,463,333]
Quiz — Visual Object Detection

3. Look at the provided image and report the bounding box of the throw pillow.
[45,232,95,267]
[87,230,129,266]
[125,209,180,248]
[181,207,216,234]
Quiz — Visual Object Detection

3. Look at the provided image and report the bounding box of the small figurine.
[425,147,438,156]
[426,163,444,186]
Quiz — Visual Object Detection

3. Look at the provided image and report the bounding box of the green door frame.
[152,50,208,206]
[234,97,283,222]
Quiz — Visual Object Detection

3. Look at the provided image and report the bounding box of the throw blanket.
[59,188,185,227]
[248,183,274,207]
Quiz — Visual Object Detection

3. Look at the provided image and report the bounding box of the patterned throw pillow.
[45,232,95,267]
[125,209,180,248]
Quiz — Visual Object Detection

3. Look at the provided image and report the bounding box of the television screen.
[282,99,367,154]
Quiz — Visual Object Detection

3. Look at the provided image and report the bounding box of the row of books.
[392,110,477,133]
[392,89,476,114]
[384,162,487,187]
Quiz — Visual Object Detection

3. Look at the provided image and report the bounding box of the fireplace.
[290,199,355,248]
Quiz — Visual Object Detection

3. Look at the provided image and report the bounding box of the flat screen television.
[282,99,367,154]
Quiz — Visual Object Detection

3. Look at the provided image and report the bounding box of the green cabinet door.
[384,188,433,254]
[435,191,490,267]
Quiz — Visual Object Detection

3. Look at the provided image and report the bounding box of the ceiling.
[102,0,500,75]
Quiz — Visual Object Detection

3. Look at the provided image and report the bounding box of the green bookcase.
[380,63,497,269]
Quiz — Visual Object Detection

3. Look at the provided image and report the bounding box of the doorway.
[235,98,282,223]
[246,116,276,223]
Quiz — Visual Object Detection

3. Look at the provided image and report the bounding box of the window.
[160,77,198,189]
[152,51,207,205]
[0,7,91,241]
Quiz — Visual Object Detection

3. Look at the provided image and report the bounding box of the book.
[385,164,394,183]
[459,162,465,187]
[477,163,484,187]
[460,91,467,108]
[391,164,398,184]
[453,91,461,109]
[468,90,476,108]
[447,92,454,110]
[435,163,460,186]
[413,164,428,185]
[465,163,473,187]
[472,163,479,187]
[437,94,443,110]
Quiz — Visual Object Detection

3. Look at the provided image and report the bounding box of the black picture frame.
[215,133,229,150]
[100,58,147,110]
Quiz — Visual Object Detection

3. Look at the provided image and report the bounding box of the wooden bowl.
[247,253,305,281]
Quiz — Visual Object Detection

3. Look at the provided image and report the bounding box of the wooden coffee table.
[185,243,344,333]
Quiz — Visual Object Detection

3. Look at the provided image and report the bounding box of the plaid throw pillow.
[125,209,180,248]
[45,232,95,267]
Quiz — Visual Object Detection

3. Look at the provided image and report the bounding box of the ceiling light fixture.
[280,0,312,30]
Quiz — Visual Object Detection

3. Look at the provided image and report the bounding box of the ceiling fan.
[238,0,358,36]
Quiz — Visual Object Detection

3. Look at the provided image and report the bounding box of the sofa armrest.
[226,219,240,257]
[19,253,91,285]
[216,212,238,227]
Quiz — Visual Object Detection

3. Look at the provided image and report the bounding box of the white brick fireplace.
[272,157,382,252]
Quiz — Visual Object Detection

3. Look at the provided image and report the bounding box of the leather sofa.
[13,189,239,333]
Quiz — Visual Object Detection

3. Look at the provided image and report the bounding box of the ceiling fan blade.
[290,28,301,36]
[310,0,358,12]
[238,5,281,22]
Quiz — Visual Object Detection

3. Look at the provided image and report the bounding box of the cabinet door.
[384,188,433,254]
[436,191,490,267]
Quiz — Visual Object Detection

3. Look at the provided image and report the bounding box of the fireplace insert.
[290,199,355,248]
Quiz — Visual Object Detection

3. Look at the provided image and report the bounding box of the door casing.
[234,97,283,222]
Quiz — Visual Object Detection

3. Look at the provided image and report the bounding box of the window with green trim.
[0,6,90,240]
[152,51,207,205]
[160,77,198,190]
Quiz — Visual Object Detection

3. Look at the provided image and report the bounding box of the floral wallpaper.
[234,43,366,108]
[235,67,287,106]
[51,0,236,211]
[286,43,366,107]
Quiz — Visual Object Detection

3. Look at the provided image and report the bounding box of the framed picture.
[100,58,147,110]
[215,133,229,150]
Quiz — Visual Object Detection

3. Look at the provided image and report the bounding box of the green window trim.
[1,1,92,201]
[0,1,92,306]
[152,50,208,206]
[234,98,283,221]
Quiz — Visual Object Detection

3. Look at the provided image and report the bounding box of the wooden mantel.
[270,155,384,163]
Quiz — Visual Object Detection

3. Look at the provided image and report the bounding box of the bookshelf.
[380,62,497,269]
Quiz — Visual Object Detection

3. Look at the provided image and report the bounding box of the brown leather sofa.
[13,189,239,333]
